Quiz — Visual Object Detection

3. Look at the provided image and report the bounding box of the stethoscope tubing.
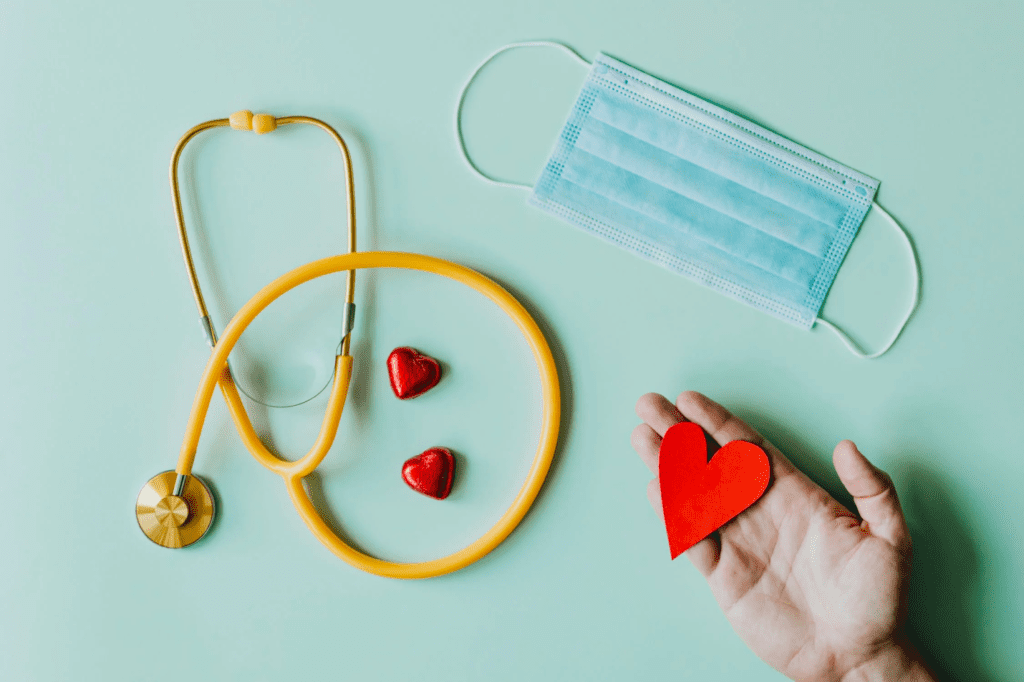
[178,250,561,579]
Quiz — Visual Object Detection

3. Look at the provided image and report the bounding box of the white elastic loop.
[455,41,591,190]
[816,201,921,359]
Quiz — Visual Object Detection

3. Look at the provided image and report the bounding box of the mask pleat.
[576,117,834,259]
[589,91,850,230]
[540,179,811,309]
[562,147,821,289]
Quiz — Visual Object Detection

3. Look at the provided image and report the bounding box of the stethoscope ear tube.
[170,112,358,406]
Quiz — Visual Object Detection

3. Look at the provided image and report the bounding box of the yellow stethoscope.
[136,111,560,579]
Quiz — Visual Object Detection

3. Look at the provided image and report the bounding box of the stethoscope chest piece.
[136,471,215,548]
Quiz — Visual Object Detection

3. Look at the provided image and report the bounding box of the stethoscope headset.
[135,111,560,579]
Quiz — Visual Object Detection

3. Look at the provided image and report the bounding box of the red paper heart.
[387,347,441,399]
[659,422,770,559]
[402,447,455,499]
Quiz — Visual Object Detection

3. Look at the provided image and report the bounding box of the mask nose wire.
[815,201,921,359]
[455,41,591,190]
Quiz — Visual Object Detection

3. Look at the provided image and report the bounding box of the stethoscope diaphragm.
[136,471,215,548]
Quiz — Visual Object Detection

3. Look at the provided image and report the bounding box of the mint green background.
[1,2,1021,680]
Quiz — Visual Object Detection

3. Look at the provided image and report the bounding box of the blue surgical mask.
[456,42,920,358]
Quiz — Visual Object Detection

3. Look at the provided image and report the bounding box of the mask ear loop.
[815,201,921,359]
[455,41,590,190]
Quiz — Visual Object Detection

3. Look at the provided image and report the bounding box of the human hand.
[632,391,935,682]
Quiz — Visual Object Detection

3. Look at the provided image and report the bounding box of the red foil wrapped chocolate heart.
[402,447,455,499]
[387,347,442,399]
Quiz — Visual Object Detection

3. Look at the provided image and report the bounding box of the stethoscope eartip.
[136,471,215,549]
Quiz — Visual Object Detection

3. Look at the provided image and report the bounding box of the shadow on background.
[487,274,575,512]
[739,414,1000,682]
[303,469,374,556]
[898,462,997,682]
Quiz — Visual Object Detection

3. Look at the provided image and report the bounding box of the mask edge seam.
[800,202,866,319]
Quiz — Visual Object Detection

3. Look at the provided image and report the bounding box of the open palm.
[632,391,924,682]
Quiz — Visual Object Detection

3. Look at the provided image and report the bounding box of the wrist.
[840,640,935,682]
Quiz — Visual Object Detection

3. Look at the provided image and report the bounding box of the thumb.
[833,440,911,552]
